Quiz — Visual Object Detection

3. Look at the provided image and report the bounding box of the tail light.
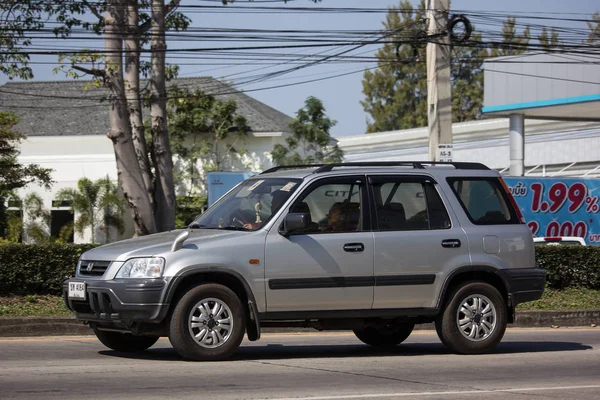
[498,177,525,224]
[544,237,562,242]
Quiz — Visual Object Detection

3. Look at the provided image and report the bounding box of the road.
[0,328,599,400]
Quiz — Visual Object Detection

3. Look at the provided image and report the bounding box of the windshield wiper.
[220,226,250,231]
[187,223,210,229]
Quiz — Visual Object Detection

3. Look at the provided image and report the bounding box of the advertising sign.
[207,172,255,206]
[504,177,600,245]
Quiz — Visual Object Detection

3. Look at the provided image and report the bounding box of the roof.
[482,52,600,121]
[0,77,293,136]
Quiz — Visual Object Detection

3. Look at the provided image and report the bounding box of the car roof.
[256,162,500,181]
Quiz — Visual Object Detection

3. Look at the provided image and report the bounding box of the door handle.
[343,243,364,252]
[441,239,461,248]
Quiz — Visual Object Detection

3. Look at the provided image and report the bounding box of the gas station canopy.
[482,52,600,176]
[482,52,600,122]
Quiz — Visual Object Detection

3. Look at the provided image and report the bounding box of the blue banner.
[207,172,255,206]
[504,177,600,245]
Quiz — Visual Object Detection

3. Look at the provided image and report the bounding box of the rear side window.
[448,178,519,225]
[370,178,451,231]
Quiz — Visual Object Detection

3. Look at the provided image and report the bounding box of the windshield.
[192,178,302,231]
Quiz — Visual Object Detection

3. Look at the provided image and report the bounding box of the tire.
[168,283,246,361]
[94,329,159,352]
[435,282,507,354]
[353,320,415,348]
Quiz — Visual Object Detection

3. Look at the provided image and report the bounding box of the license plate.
[68,282,86,300]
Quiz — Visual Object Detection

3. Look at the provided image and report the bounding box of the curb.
[1,310,598,337]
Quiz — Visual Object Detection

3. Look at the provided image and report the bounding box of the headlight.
[116,258,165,279]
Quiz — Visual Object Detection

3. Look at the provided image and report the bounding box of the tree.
[537,26,560,49]
[361,1,493,131]
[0,112,53,238]
[490,17,531,57]
[271,96,344,166]
[56,177,125,244]
[588,12,600,44]
[168,87,251,179]
[361,1,428,133]
[0,1,85,80]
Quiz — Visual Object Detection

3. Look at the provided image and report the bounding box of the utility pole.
[426,0,453,162]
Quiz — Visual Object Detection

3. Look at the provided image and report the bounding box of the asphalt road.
[0,328,599,400]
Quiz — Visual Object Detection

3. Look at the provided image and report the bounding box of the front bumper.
[498,268,546,306]
[63,277,172,324]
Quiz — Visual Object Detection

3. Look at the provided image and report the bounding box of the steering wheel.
[230,211,250,227]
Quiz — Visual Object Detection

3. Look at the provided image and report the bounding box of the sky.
[1,0,599,137]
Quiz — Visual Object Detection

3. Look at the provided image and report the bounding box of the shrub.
[535,246,600,290]
[0,243,97,295]
[0,243,598,296]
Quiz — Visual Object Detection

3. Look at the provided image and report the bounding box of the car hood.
[81,229,249,262]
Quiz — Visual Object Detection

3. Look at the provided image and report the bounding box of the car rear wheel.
[169,283,246,361]
[353,320,415,347]
[94,329,159,352]
[435,282,507,354]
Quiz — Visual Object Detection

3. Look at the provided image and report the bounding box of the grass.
[0,295,72,317]
[0,288,599,317]
[517,288,600,311]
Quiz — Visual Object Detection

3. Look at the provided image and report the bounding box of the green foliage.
[0,243,97,295]
[0,0,89,80]
[517,287,600,311]
[361,1,428,132]
[361,1,497,132]
[589,12,600,44]
[271,96,344,166]
[537,26,560,49]
[168,86,250,180]
[56,176,125,244]
[175,195,207,228]
[489,16,531,57]
[0,295,72,317]
[0,112,53,195]
[536,246,600,290]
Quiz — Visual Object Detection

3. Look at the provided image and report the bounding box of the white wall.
[15,133,286,243]
[338,119,600,177]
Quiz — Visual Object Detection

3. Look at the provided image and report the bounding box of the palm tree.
[57,177,125,244]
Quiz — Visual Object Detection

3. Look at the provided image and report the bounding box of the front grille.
[78,260,111,277]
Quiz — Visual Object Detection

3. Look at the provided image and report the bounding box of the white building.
[338,118,600,178]
[1,77,293,243]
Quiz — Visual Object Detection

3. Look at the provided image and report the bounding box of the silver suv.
[63,162,546,361]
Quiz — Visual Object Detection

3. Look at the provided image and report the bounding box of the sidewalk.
[1,310,598,337]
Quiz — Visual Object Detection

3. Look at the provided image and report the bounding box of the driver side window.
[292,179,364,233]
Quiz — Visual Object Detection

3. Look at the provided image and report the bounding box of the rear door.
[446,177,535,270]
[369,175,471,309]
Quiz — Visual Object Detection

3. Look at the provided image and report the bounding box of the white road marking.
[260,385,600,400]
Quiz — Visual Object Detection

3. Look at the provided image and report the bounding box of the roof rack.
[260,164,326,175]
[313,161,489,173]
[260,161,489,175]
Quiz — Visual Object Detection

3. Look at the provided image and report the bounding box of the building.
[338,118,600,178]
[1,77,294,242]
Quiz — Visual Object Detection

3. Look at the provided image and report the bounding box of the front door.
[264,176,374,312]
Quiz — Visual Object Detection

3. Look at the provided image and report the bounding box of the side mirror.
[281,213,309,236]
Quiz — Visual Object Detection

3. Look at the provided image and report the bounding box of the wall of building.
[338,119,600,178]
[15,133,286,243]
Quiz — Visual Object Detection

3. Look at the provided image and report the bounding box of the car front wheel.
[168,283,246,361]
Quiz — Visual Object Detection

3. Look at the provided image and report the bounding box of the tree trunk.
[105,0,157,236]
[150,0,176,232]
[124,1,154,199]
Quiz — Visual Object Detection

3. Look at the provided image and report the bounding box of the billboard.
[207,172,255,206]
[504,177,600,245]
